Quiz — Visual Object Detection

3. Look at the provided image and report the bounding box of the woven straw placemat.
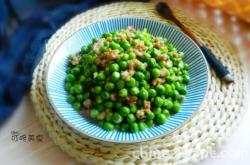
[30,2,247,164]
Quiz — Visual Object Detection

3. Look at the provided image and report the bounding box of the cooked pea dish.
[64,27,190,132]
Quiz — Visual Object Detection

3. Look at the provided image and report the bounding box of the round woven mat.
[30,2,247,164]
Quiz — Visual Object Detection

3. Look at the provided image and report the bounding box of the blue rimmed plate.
[46,17,209,143]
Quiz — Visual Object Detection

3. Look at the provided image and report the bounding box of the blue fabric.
[0,0,146,123]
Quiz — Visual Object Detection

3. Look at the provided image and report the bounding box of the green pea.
[130,123,139,133]
[130,87,140,95]
[139,80,149,89]
[163,99,173,110]
[168,44,174,51]
[127,77,137,87]
[90,109,99,119]
[72,67,80,75]
[119,88,128,97]
[177,95,185,103]
[115,102,122,109]
[105,112,113,122]
[102,32,112,38]
[184,63,189,70]
[183,75,190,84]
[139,122,148,131]
[153,48,161,56]
[175,82,182,90]
[94,86,102,94]
[142,53,151,62]
[166,75,174,83]
[119,61,128,70]
[74,84,83,94]
[137,63,146,71]
[178,61,184,69]
[155,114,167,125]
[172,102,181,114]
[98,121,104,127]
[104,66,110,74]
[81,45,89,54]
[92,37,98,43]
[99,80,105,86]
[171,83,176,90]
[110,63,120,72]
[79,75,86,83]
[67,95,75,103]
[105,82,115,91]
[159,61,167,68]
[156,84,165,95]
[76,94,84,102]
[162,109,170,118]
[172,90,180,100]
[101,91,110,100]
[112,113,123,124]
[97,71,105,81]
[85,77,93,84]
[152,68,161,78]
[178,86,187,95]
[147,112,155,120]
[69,86,75,94]
[111,72,120,82]
[127,114,136,123]
[66,74,75,81]
[122,53,129,60]
[129,52,136,60]
[147,47,153,54]
[154,96,164,107]
[72,102,81,111]
[66,67,72,74]
[182,70,189,75]
[149,58,158,68]
[82,92,90,99]
[64,82,71,91]
[103,122,115,131]
[149,89,157,97]
[132,39,140,46]
[110,41,121,50]
[96,104,104,112]
[130,104,137,113]
[153,107,162,115]
[117,80,125,89]
[105,101,113,108]
[121,40,131,50]
[135,71,145,81]
[95,96,103,104]
[104,41,110,47]
[139,88,149,100]
[120,123,129,132]
[100,46,108,52]
[164,84,173,97]
[144,71,151,80]
[146,120,154,127]
[178,76,183,83]
[120,106,130,116]
[90,65,98,73]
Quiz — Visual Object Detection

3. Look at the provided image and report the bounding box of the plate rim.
[45,17,210,143]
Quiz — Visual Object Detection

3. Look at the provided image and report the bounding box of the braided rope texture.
[30,2,247,164]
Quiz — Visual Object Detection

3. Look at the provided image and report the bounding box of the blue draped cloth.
[0,0,146,123]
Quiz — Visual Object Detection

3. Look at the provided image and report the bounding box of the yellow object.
[203,0,250,22]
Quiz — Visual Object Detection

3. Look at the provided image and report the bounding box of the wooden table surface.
[0,1,249,164]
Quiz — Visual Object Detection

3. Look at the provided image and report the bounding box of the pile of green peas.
[64,28,190,132]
